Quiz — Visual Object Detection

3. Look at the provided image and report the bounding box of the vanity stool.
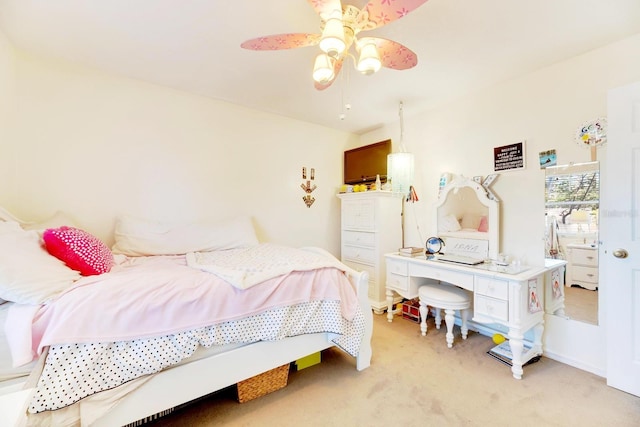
[418,283,471,348]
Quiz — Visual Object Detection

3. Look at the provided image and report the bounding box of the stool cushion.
[419,283,470,307]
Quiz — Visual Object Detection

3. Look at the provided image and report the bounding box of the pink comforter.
[8,255,358,365]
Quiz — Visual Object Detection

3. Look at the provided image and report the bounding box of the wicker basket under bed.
[236,364,290,403]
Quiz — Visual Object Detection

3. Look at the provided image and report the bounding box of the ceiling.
[0,0,639,135]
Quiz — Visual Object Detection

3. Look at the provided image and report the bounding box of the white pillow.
[461,213,482,230]
[438,214,461,233]
[0,221,81,304]
[0,206,23,223]
[111,215,259,256]
[21,211,79,232]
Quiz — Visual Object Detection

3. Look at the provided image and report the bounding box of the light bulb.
[312,53,334,83]
[357,41,381,75]
[319,17,346,58]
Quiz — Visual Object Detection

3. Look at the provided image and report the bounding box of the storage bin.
[237,364,289,403]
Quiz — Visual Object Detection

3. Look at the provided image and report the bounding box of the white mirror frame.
[434,175,500,260]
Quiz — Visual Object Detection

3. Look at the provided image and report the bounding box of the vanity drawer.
[409,264,474,291]
[342,245,376,265]
[474,277,509,300]
[571,248,598,266]
[474,295,509,322]
[386,258,408,276]
[387,272,410,292]
[342,230,375,248]
[572,265,598,283]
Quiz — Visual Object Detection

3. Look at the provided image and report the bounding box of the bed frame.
[7,248,373,426]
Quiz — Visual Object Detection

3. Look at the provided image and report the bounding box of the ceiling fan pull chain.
[340,63,352,120]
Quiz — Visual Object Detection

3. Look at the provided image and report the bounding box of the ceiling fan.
[241,0,429,90]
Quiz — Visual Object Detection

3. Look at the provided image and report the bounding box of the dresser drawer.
[387,272,409,292]
[474,295,509,322]
[342,200,375,230]
[342,245,376,265]
[386,258,408,276]
[409,264,474,291]
[572,265,598,283]
[571,248,598,266]
[343,230,375,248]
[474,277,509,300]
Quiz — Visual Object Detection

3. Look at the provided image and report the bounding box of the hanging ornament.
[575,118,607,161]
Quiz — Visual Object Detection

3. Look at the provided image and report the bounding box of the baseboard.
[542,350,605,377]
[467,318,606,378]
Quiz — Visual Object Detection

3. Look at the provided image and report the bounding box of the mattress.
[0,301,36,384]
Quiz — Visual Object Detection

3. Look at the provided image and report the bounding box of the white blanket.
[186,244,346,289]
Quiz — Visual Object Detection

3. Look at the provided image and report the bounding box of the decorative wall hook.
[300,166,317,207]
[302,195,315,208]
[300,180,317,193]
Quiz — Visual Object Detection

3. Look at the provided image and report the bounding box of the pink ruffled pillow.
[43,226,114,276]
[477,216,489,232]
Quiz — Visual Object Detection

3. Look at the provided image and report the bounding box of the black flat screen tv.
[343,139,391,185]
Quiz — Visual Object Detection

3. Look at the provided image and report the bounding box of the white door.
[604,81,640,396]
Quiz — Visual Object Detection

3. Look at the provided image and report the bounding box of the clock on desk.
[426,236,445,254]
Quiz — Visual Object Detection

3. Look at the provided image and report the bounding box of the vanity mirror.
[435,175,500,260]
[544,161,599,324]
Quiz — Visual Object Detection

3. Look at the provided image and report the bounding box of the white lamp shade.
[357,42,381,75]
[319,17,346,58]
[387,152,414,194]
[312,53,335,83]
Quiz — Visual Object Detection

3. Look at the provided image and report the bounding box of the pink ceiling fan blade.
[362,0,429,30]
[241,33,321,50]
[314,58,343,90]
[361,37,418,70]
[307,0,344,20]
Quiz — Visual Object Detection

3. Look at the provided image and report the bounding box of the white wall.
[2,50,359,255]
[360,33,640,376]
[0,29,15,202]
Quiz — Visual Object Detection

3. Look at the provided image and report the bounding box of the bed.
[0,212,373,426]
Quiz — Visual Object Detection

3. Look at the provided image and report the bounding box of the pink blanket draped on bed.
[7,254,359,365]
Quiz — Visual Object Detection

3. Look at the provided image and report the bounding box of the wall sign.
[494,141,525,171]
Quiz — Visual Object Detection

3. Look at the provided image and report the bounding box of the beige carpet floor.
[149,313,639,426]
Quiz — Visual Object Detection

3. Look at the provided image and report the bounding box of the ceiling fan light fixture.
[242,0,427,91]
[319,17,346,58]
[356,41,381,75]
[312,53,335,83]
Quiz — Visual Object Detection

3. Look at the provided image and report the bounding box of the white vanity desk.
[387,175,567,379]
[386,253,566,379]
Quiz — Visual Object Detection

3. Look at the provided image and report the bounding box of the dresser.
[385,253,567,379]
[337,192,402,314]
[566,244,598,290]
